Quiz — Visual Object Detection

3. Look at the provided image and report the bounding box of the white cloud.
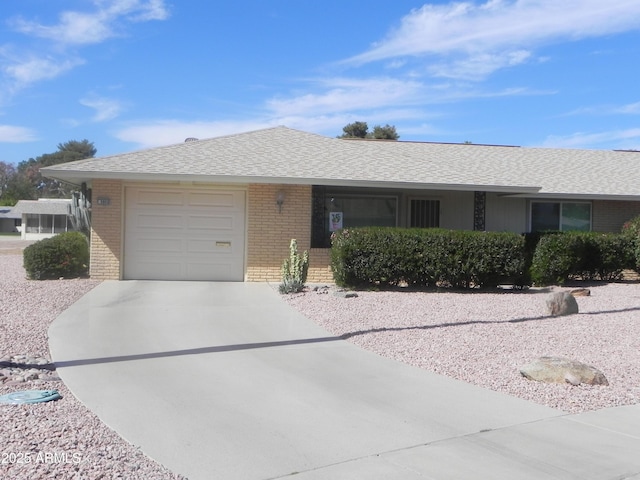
[2,1,170,96]
[616,101,640,115]
[114,119,278,149]
[80,95,124,122]
[4,56,84,86]
[13,11,114,45]
[561,101,640,117]
[11,0,170,46]
[265,74,553,127]
[267,77,426,117]
[0,125,38,143]
[428,50,531,80]
[541,128,640,149]
[344,0,640,79]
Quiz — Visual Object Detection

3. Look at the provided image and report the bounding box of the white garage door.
[124,186,246,281]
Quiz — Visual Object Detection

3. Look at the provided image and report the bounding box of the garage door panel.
[187,239,243,254]
[134,190,185,206]
[138,213,185,229]
[134,237,183,254]
[187,214,234,230]
[188,192,236,207]
[125,187,246,281]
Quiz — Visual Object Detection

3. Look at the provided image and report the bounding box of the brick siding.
[89,179,123,280]
[592,200,640,232]
[246,184,332,282]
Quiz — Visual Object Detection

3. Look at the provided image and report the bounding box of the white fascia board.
[502,192,640,201]
[43,170,542,194]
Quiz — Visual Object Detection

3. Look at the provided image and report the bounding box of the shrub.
[23,231,89,280]
[331,227,525,289]
[621,215,640,271]
[594,233,634,280]
[518,231,560,287]
[530,231,631,285]
[279,239,309,294]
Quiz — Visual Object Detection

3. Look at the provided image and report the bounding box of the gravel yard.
[283,283,640,414]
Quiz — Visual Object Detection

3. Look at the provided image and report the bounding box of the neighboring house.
[0,207,21,234]
[41,126,640,283]
[12,199,73,241]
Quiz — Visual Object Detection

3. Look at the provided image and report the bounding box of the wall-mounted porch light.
[276,190,285,213]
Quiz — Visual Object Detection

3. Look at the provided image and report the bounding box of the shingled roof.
[41,126,640,200]
[12,199,71,215]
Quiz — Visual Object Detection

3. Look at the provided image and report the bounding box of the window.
[311,186,397,247]
[26,214,40,233]
[409,199,440,228]
[40,215,53,234]
[531,201,591,232]
[24,214,69,234]
[53,215,67,233]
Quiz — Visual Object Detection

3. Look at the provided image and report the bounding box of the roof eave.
[41,170,541,194]
[503,192,640,201]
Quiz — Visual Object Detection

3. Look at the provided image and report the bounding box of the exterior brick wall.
[308,248,334,283]
[592,200,640,232]
[90,179,123,280]
[247,184,314,282]
[245,184,333,283]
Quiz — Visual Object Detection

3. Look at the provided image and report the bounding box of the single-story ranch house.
[12,198,73,240]
[41,126,640,283]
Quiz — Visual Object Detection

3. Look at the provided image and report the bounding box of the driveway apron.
[48,281,639,480]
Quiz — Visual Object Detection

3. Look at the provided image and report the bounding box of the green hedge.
[23,231,90,280]
[529,231,633,285]
[331,227,525,289]
[621,215,640,271]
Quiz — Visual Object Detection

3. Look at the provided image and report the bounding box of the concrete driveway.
[49,281,640,480]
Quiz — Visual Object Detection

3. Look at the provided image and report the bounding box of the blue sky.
[2,0,640,164]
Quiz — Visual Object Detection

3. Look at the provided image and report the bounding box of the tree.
[371,124,399,140]
[338,121,399,140]
[16,140,96,199]
[338,121,370,139]
[0,161,33,205]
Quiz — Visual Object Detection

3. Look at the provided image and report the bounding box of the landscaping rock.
[333,289,359,298]
[520,356,609,386]
[570,288,591,297]
[546,291,579,316]
[0,354,57,385]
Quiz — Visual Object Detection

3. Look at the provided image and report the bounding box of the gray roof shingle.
[41,126,640,199]
[13,199,71,215]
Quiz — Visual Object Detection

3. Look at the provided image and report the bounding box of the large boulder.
[520,356,609,386]
[545,291,579,316]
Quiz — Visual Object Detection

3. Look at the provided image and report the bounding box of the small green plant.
[23,231,89,280]
[279,239,309,294]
